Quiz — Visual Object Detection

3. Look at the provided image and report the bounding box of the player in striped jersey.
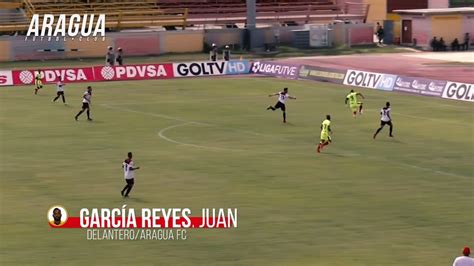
[267,87,296,123]
[34,70,43,95]
[373,102,394,139]
[121,152,140,198]
[74,86,93,121]
[317,114,332,153]
[52,78,67,104]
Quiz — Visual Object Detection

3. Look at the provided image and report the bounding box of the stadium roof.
[393,7,474,15]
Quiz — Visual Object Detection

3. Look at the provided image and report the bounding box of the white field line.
[158,122,247,152]
[101,103,276,138]
[99,104,472,179]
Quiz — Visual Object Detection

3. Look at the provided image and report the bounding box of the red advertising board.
[12,67,95,85]
[93,64,174,82]
[9,63,174,86]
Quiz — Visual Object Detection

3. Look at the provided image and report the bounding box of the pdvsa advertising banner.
[0,70,13,86]
[442,81,474,102]
[94,64,174,82]
[343,69,397,91]
[173,61,227,77]
[298,65,345,84]
[251,61,300,79]
[393,76,445,97]
[12,67,95,85]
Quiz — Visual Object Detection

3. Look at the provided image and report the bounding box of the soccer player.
[121,152,140,198]
[74,86,92,121]
[267,87,296,123]
[345,89,365,117]
[317,114,332,153]
[52,78,66,104]
[373,101,394,139]
[34,70,43,95]
[452,247,474,266]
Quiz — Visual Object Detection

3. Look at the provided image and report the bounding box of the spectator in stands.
[375,23,384,45]
[223,45,230,61]
[273,27,280,45]
[375,22,382,32]
[451,38,461,51]
[463,33,470,51]
[439,37,447,51]
[116,48,123,66]
[452,246,474,266]
[106,46,115,66]
[210,43,218,61]
[431,37,439,51]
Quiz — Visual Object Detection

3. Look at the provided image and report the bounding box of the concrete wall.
[333,22,373,47]
[65,38,113,58]
[0,30,205,62]
[333,23,347,47]
[463,15,474,41]
[412,16,432,47]
[163,30,204,53]
[204,29,243,47]
[399,13,469,49]
[0,40,11,62]
[428,0,450,8]
[365,0,387,24]
[115,33,161,56]
[431,15,464,43]
[202,26,305,49]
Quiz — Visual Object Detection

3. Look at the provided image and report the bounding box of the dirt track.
[278,52,474,83]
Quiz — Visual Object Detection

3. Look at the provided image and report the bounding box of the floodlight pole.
[246,0,256,50]
[246,0,256,29]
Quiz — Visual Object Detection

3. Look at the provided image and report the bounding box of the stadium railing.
[156,0,365,25]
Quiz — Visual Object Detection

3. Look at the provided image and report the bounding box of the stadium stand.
[156,0,368,25]
[0,0,188,33]
[0,0,367,34]
[0,1,28,33]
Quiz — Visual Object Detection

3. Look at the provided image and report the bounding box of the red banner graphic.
[12,67,95,85]
[50,217,233,229]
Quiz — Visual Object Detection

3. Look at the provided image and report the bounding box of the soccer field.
[0,77,473,265]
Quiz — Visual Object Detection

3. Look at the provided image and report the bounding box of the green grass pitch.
[0,77,473,265]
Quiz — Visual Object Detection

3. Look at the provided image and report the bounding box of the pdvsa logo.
[47,206,68,227]
[26,14,106,41]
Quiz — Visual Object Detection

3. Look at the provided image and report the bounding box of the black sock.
[62,95,66,103]
[374,127,382,136]
[87,110,90,119]
[283,112,286,122]
[76,110,84,118]
[121,185,128,195]
[389,125,393,135]
[125,185,133,196]
[53,96,59,102]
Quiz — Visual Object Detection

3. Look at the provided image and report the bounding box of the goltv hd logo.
[25,14,106,42]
